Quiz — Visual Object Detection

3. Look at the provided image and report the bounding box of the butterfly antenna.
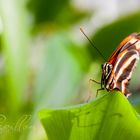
[80,28,106,61]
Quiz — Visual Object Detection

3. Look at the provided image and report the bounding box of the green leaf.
[38,91,140,140]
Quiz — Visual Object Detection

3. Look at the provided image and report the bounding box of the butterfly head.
[101,63,113,81]
[102,63,113,79]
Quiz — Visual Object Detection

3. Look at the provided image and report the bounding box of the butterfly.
[100,33,140,97]
[80,28,140,97]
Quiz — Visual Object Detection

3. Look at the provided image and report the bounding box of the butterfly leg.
[124,89,132,98]
[89,79,101,84]
[96,88,104,97]
[86,79,101,102]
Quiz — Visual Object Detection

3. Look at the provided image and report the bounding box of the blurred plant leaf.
[27,0,90,29]
[34,32,91,109]
[55,5,91,27]
[39,91,140,140]
[88,12,140,61]
[0,0,30,112]
[28,0,70,23]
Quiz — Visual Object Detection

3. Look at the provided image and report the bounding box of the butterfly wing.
[108,33,138,65]
[106,33,140,95]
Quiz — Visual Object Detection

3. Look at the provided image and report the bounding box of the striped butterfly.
[80,29,140,97]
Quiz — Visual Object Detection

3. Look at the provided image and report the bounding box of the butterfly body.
[101,33,140,96]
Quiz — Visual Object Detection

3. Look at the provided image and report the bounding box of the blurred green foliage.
[28,0,90,29]
[33,33,91,109]
[0,0,140,140]
[28,0,70,23]
[88,13,140,60]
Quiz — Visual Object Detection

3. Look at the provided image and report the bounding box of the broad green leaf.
[39,91,140,140]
